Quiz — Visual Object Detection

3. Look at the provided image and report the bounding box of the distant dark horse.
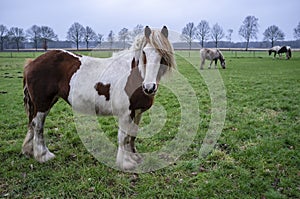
[268,46,292,59]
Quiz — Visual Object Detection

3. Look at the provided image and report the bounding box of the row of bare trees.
[182,16,300,51]
[1,19,300,51]
[0,23,144,51]
[66,23,143,50]
[0,25,58,51]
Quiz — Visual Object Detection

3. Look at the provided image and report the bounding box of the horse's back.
[200,48,218,60]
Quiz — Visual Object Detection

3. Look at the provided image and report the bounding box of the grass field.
[0,50,299,198]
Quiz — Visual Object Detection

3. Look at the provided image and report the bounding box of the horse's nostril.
[143,83,157,95]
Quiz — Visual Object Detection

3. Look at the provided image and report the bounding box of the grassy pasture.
[0,50,299,198]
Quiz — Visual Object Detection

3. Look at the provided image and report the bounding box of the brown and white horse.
[200,48,226,70]
[22,26,176,170]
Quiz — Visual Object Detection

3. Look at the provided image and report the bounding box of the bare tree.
[118,28,130,49]
[67,22,85,50]
[131,24,143,41]
[27,25,41,51]
[0,25,8,51]
[8,27,26,51]
[239,16,259,51]
[196,20,210,48]
[97,33,104,48]
[293,22,300,40]
[226,29,233,43]
[107,30,115,49]
[181,22,196,57]
[263,25,285,47]
[84,26,97,50]
[211,23,225,48]
[40,26,58,51]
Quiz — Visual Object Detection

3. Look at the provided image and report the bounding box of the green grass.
[0,50,299,198]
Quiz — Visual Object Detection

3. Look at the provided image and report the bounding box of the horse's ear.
[145,26,151,39]
[161,26,168,38]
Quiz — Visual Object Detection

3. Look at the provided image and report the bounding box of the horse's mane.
[217,49,225,61]
[130,30,176,70]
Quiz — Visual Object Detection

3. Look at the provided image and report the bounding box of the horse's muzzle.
[142,83,157,95]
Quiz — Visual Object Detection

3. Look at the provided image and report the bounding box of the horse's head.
[268,49,272,56]
[137,26,175,95]
[221,59,226,69]
[219,53,226,69]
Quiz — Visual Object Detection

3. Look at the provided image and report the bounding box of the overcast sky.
[1,0,299,42]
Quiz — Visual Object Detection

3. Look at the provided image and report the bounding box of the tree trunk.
[271,39,274,47]
[189,41,191,57]
[43,39,48,51]
[246,39,249,51]
[0,38,3,51]
[17,41,19,52]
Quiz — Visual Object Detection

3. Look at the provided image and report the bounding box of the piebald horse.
[268,46,292,59]
[200,48,226,70]
[22,26,176,170]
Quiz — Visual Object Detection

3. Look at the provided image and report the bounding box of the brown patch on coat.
[125,58,154,119]
[23,50,81,120]
[94,82,110,101]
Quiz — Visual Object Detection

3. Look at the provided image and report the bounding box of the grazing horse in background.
[200,48,226,69]
[22,26,176,170]
[278,46,292,59]
[268,46,292,59]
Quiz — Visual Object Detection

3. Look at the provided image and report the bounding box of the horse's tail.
[23,60,35,123]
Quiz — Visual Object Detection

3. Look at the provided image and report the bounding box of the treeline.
[182,16,300,50]
[173,40,300,49]
[1,17,300,51]
[0,23,143,51]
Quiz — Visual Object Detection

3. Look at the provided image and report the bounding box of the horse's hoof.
[35,150,55,163]
[131,153,143,164]
[117,159,138,171]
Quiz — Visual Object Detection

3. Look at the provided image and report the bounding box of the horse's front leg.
[208,60,213,69]
[116,112,142,170]
[117,129,141,170]
[214,59,218,69]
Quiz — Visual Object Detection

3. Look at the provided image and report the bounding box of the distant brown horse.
[22,26,176,170]
[200,48,226,69]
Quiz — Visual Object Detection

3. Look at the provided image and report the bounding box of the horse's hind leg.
[32,111,55,163]
[22,125,34,157]
[200,59,205,70]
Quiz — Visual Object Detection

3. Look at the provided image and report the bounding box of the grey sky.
[1,0,299,42]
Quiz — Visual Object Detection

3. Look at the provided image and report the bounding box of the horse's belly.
[69,89,113,116]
